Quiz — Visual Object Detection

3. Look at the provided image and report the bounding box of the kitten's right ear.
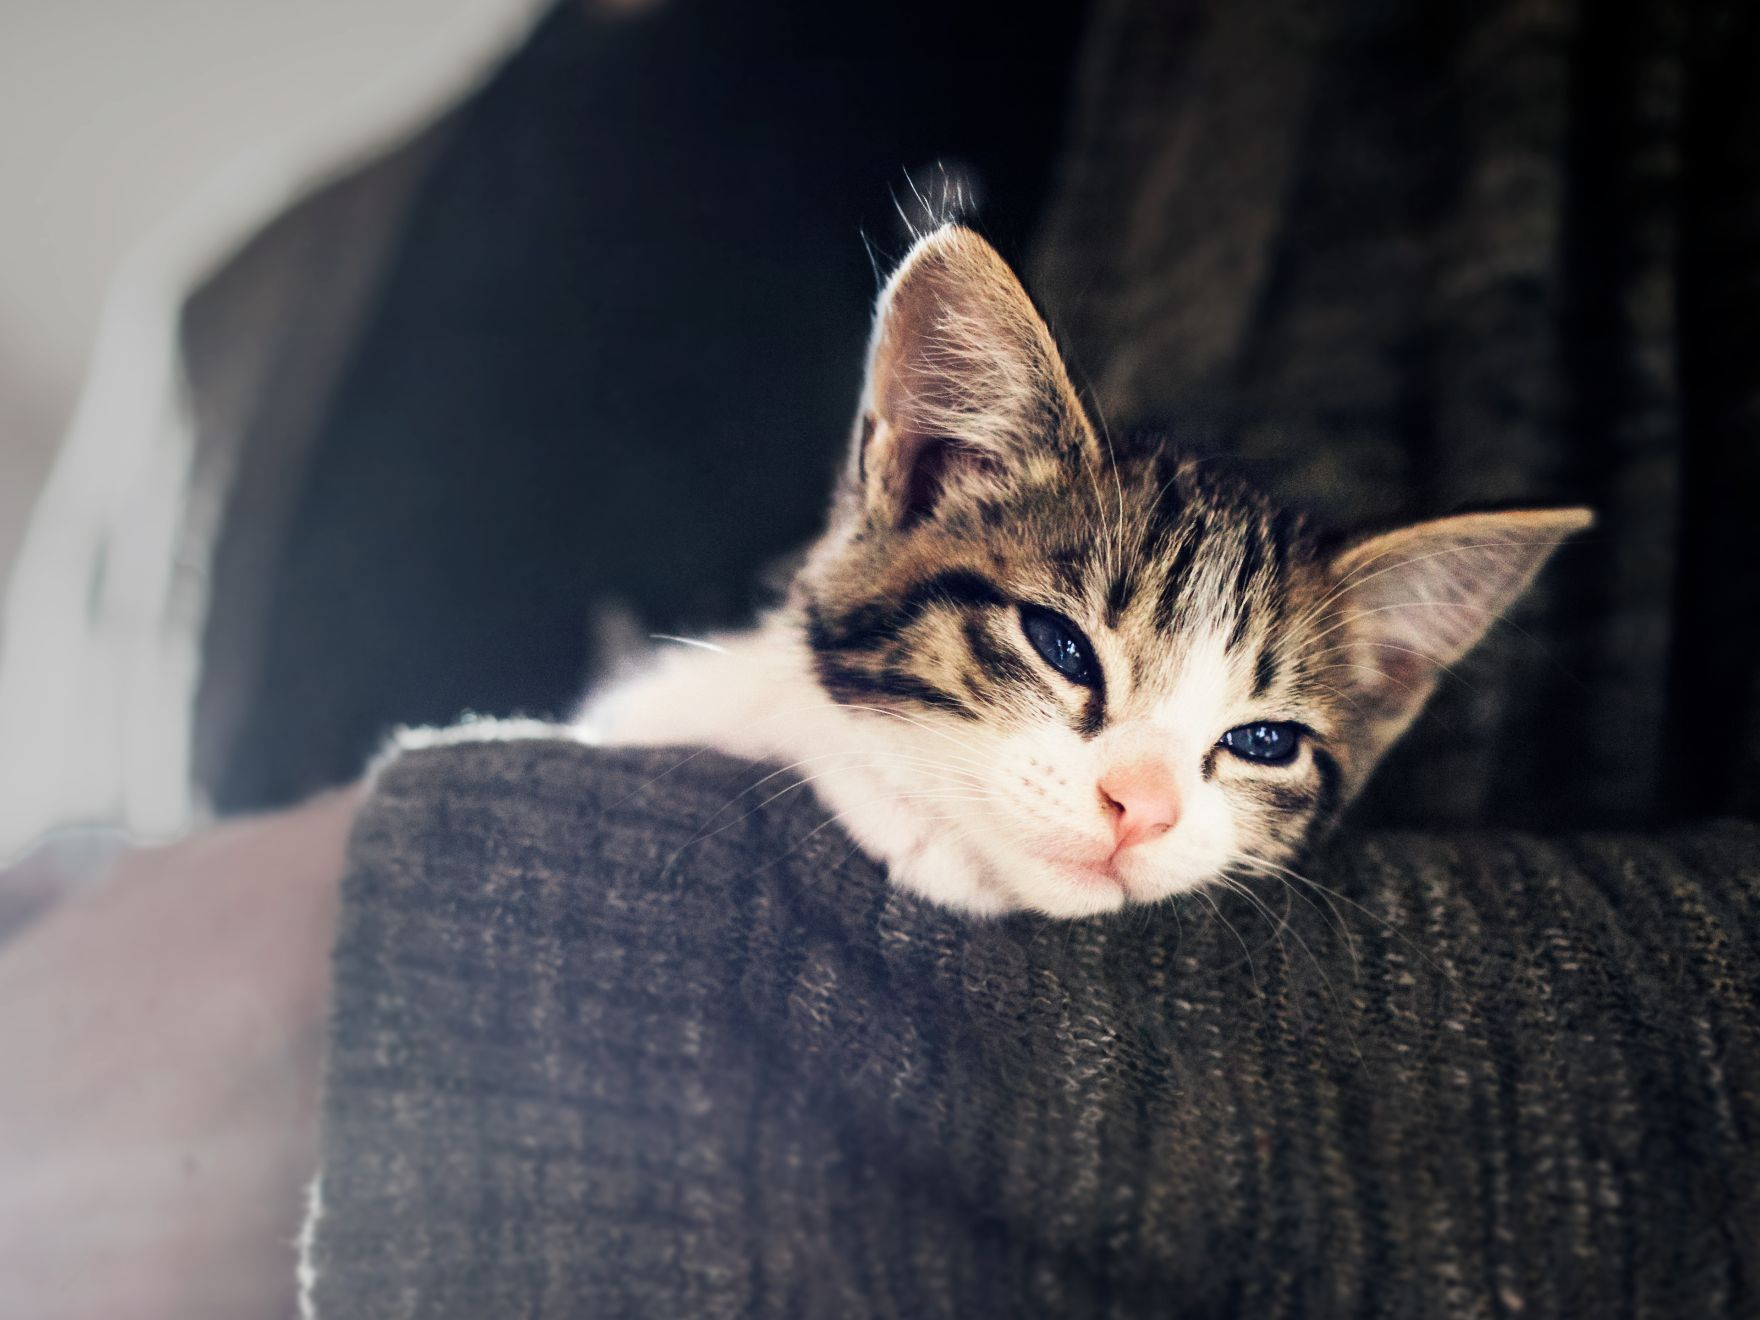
[854,226,1097,529]
[1325,506,1594,759]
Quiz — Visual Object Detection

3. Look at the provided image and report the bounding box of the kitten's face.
[791,227,1589,918]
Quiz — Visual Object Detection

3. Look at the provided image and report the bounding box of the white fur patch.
[584,616,1260,919]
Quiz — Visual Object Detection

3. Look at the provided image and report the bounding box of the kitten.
[587,226,1591,918]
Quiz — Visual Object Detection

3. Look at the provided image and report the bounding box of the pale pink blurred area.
[0,788,356,1320]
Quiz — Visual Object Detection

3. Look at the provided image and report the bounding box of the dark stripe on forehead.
[1105,569,1134,629]
[1253,642,1280,699]
[1233,518,1265,602]
[808,569,1005,654]
[1226,520,1265,654]
[909,568,1007,613]
[1047,543,1096,602]
[1152,525,1203,632]
[1227,602,1253,654]
[1255,511,1298,685]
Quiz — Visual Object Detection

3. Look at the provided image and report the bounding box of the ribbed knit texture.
[309,737,1760,1317]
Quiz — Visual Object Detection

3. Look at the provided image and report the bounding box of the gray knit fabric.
[309,735,1760,1318]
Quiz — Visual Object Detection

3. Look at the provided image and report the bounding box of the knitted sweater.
[306,735,1760,1318]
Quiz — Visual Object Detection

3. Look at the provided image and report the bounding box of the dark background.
[23,0,1759,837]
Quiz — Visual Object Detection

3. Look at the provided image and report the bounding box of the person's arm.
[0,788,355,1320]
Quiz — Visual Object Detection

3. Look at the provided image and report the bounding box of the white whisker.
[648,634,728,653]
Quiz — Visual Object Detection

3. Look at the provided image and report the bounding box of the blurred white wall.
[0,0,544,610]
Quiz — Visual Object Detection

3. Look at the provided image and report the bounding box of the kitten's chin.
[977,846,1236,919]
[1019,866,1134,919]
[887,838,1220,920]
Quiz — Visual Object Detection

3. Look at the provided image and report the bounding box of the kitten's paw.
[884,837,1015,916]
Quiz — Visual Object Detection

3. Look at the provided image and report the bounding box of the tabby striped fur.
[590,227,1590,917]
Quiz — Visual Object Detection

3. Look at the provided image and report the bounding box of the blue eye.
[1020,607,1098,687]
[1219,722,1302,765]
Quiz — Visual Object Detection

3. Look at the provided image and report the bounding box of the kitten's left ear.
[1327,507,1594,748]
[854,226,1098,529]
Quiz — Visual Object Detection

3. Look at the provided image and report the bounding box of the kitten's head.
[792,227,1590,917]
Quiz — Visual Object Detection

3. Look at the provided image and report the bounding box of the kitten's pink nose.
[1098,760,1181,850]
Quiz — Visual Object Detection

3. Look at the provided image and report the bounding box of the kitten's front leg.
[583,622,815,759]
[885,836,1014,916]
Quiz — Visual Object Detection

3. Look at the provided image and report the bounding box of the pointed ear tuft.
[1327,506,1593,742]
[855,226,1094,528]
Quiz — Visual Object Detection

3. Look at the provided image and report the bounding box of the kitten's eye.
[1020,607,1098,688]
[1219,722,1302,765]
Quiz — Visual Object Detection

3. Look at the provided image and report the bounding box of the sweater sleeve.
[304,733,1760,1319]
